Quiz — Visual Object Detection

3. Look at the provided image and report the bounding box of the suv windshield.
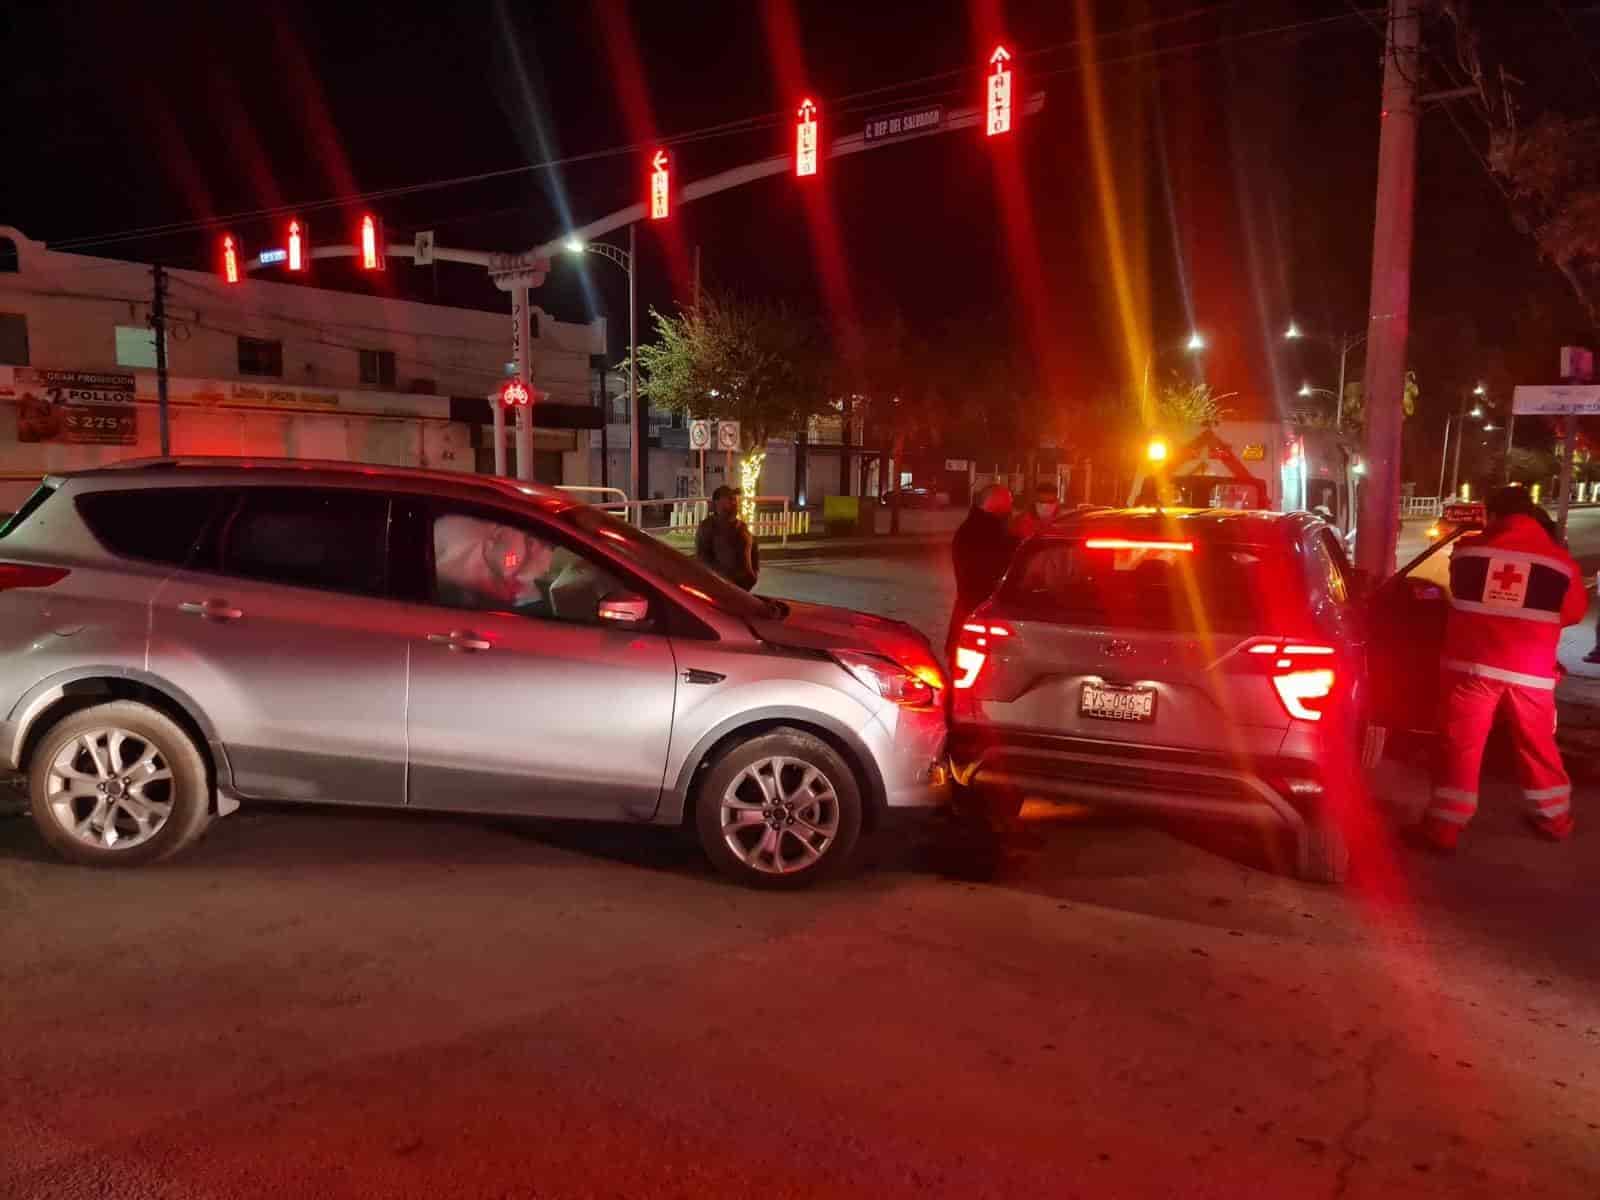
[999,536,1298,634]
[557,504,771,619]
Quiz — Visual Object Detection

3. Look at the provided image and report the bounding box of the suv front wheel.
[29,701,212,867]
[695,729,863,888]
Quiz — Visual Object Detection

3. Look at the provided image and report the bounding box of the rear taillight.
[953,621,1012,690]
[835,650,943,709]
[1244,640,1338,721]
[0,563,68,592]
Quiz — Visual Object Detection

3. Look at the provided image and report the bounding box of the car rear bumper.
[948,726,1328,832]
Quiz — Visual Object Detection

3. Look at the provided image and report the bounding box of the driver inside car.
[434,515,557,612]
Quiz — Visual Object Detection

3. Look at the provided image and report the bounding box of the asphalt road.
[3,526,1599,1198]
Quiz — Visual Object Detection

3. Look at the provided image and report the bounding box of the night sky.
[7,0,1594,453]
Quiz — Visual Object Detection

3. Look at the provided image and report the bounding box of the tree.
[635,291,829,502]
[1292,371,1416,437]
[1154,372,1235,429]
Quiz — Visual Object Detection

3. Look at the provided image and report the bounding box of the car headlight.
[834,650,942,709]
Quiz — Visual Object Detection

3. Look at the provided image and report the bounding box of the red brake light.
[953,621,1012,689]
[0,563,68,592]
[1245,641,1338,721]
[1084,538,1194,552]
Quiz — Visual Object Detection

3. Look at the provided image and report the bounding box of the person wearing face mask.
[1010,481,1061,541]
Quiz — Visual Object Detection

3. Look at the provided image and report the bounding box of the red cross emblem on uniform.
[1491,562,1524,592]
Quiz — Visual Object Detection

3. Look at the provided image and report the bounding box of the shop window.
[0,313,28,365]
[115,325,162,369]
[359,348,396,388]
[238,337,283,377]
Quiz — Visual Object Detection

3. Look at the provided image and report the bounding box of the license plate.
[1080,682,1156,723]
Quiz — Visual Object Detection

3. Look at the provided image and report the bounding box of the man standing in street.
[696,485,760,591]
[1011,480,1061,541]
[1416,486,1588,851]
[947,485,1017,663]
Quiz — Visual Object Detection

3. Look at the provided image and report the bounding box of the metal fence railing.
[588,495,809,545]
[1401,496,1441,519]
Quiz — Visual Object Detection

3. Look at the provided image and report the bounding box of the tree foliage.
[1154,372,1235,429]
[634,291,829,450]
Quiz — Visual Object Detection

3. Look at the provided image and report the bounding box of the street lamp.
[568,227,641,504]
[1473,383,1486,397]
[1185,330,1206,353]
[1282,321,1366,430]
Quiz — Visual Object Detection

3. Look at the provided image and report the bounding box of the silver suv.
[947,508,1367,882]
[0,459,947,887]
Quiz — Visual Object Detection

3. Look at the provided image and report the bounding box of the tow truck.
[1128,421,1362,548]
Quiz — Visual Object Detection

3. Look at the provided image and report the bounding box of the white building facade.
[0,227,605,510]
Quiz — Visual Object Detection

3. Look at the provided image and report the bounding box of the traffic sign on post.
[688,419,712,450]
[987,45,1013,137]
[796,98,819,177]
[650,150,671,220]
[716,420,741,450]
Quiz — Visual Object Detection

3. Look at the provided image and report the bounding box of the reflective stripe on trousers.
[1429,672,1573,829]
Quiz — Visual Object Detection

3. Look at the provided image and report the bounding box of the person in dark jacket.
[1011,481,1061,541]
[947,485,1018,661]
[696,485,760,590]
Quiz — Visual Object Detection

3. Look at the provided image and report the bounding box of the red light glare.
[222,234,240,284]
[649,150,670,220]
[795,98,819,178]
[287,220,305,272]
[679,583,713,604]
[987,45,1013,137]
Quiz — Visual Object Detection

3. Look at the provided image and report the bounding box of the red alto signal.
[287,219,307,271]
[795,98,819,177]
[222,234,241,284]
[987,45,1013,137]
[359,213,385,270]
[649,150,670,220]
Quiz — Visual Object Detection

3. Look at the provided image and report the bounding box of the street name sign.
[1512,384,1600,416]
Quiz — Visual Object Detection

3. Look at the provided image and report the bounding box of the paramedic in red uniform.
[1418,486,1588,850]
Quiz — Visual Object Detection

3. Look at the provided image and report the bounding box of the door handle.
[681,668,726,685]
[179,599,244,622]
[427,631,491,652]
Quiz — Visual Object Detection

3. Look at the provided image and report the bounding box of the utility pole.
[629,222,645,505]
[693,244,702,311]
[150,265,171,455]
[1355,0,1421,578]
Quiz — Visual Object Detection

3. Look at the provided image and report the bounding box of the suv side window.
[1311,530,1351,606]
[215,488,389,597]
[75,488,228,566]
[425,504,628,627]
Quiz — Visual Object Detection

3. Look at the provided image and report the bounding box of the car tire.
[949,779,1024,830]
[1297,819,1350,885]
[695,729,863,889]
[29,701,211,867]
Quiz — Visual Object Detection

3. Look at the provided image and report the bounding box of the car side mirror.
[598,591,651,625]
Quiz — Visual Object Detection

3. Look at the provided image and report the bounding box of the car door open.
[1366,530,1463,735]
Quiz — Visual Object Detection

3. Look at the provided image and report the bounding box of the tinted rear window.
[217,488,389,597]
[76,488,227,565]
[0,482,56,539]
[999,538,1301,633]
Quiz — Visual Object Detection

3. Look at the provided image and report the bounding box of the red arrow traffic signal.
[987,45,1013,137]
[650,150,670,220]
[287,219,308,271]
[796,98,819,177]
[221,234,241,284]
[359,213,385,270]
